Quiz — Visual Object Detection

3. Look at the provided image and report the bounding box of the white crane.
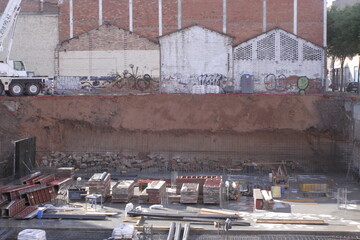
[0,0,51,96]
[0,0,27,77]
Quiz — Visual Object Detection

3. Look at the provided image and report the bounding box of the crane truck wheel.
[9,83,24,96]
[0,83,4,96]
[25,83,40,96]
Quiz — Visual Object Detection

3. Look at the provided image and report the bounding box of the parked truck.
[0,0,51,96]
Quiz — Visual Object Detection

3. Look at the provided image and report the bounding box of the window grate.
[234,44,252,61]
[280,32,298,61]
[256,33,275,61]
[303,43,322,61]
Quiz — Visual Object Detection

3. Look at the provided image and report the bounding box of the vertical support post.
[323,0,327,48]
[223,0,227,33]
[178,0,182,29]
[99,0,103,26]
[323,0,328,89]
[293,0,297,35]
[129,0,133,32]
[40,0,44,12]
[262,0,267,32]
[69,0,74,38]
[159,0,163,36]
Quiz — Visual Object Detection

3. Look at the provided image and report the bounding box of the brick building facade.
[0,0,326,84]
[7,0,326,47]
[59,0,326,47]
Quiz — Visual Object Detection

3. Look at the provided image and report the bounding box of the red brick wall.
[59,1,70,44]
[34,0,323,46]
[298,0,324,46]
[103,0,129,30]
[267,0,294,33]
[182,0,223,31]
[133,0,159,40]
[0,0,58,13]
[163,0,178,35]
[73,0,98,38]
[227,0,263,44]
[58,24,159,51]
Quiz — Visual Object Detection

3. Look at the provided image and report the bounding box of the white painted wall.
[59,50,160,77]
[0,14,58,76]
[234,29,325,93]
[159,25,233,93]
[334,55,359,82]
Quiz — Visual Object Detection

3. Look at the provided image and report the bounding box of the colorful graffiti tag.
[297,76,309,95]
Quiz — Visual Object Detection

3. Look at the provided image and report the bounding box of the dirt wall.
[0,94,352,177]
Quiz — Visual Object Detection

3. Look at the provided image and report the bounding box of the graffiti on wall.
[161,72,231,93]
[197,74,223,86]
[297,76,309,95]
[264,74,298,92]
[239,73,324,94]
[80,64,157,92]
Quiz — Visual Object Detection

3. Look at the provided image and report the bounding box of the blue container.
[37,210,44,219]
[281,186,285,199]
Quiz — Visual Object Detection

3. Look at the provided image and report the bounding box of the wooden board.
[198,208,239,215]
[256,219,326,225]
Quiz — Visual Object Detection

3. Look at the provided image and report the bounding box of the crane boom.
[0,0,22,52]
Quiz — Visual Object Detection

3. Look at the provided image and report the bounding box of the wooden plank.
[198,208,239,215]
[281,201,318,205]
[136,216,144,226]
[282,199,316,202]
[84,212,117,216]
[135,226,204,231]
[256,219,326,225]
[122,216,141,222]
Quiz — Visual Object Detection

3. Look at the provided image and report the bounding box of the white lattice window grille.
[234,44,252,61]
[303,44,323,61]
[280,32,299,61]
[256,33,275,61]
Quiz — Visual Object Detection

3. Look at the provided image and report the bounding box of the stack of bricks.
[203,178,222,204]
[111,180,136,203]
[56,167,75,179]
[139,188,149,204]
[88,172,111,198]
[146,180,166,204]
[180,183,199,204]
[176,176,221,196]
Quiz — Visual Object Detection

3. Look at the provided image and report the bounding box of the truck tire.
[26,83,41,96]
[9,83,24,96]
[0,83,4,95]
